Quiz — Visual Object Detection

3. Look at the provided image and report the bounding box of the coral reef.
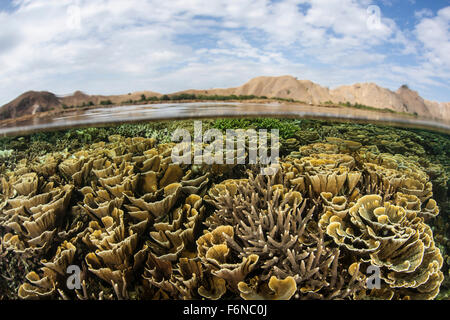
[204,169,365,299]
[0,119,448,300]
[320,195,443,299]
[0,150,13,158]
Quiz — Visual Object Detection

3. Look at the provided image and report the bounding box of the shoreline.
[1,100,449,137]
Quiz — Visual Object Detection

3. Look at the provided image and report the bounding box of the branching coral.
[0,132,445,301]
[204,169,365,299]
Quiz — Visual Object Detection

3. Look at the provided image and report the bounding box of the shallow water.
[1,102,450,137]
[0,112,449,300]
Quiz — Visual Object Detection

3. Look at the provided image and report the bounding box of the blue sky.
[0,0,449,105]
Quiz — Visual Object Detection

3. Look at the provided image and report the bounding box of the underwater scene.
[0,117,448,301]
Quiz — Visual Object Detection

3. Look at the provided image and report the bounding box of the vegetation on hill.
[322,100,416,117]
[60,93,305,109]
[5,92,417,119]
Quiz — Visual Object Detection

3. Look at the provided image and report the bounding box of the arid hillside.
[175,75,450,120]
[1,75,449,121]
[175,75,333,104]
[0,91,61,120]
[59,90,162,107]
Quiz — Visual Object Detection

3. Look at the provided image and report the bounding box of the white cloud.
[414,8,433,19]
[0,0,448,104]
[415,6,450,69]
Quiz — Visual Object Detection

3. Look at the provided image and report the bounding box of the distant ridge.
[59,90,162,107]
[1,76,449,121]
[173,75,450,120]
[0,91,61,120]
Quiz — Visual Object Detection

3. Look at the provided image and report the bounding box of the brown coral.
[205,168,365,299]
[321,194,444,299]
[18,240,76,299]
[0,133,445,301]
[1,182,73,257]
[238,276,297,300]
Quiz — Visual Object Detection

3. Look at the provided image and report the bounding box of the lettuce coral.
[0,134,445,300]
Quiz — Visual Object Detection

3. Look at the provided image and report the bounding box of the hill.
[0,91,61,120]
[1,76,449,121]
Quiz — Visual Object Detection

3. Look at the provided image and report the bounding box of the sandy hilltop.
[186,75,450,120]
[1,75,449,122]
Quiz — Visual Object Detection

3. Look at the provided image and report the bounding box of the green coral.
[0,117,449,300]
[211,118,301,139]
[0,150,13,158]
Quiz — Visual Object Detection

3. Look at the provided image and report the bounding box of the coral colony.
[171,121,280,174]
[0,119,448,300]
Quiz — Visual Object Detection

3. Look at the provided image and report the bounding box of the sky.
[0,0,449,105]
